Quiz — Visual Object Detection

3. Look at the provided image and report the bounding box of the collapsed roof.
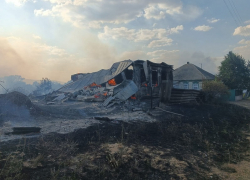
[58,60,133,93]
[56,60,173,105]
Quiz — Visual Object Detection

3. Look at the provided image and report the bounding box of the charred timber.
[12,127,41,134]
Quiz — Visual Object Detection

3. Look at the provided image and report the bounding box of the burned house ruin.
[56,60,173,106]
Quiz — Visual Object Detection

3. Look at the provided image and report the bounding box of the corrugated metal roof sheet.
[103,80,138,106]
[58,60,133,93]
[113,80,138,101]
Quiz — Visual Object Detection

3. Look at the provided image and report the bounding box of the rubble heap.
[0,91,33,108]
[46,60,173,107]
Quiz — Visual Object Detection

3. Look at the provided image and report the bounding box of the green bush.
[202,80,229,102]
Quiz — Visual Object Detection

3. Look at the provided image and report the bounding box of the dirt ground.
[1,93,250,180]
[0,93,156,141]
[229,99,250,110]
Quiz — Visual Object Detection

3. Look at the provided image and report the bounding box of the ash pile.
[0,91,43,137]
[45,60,173,109]
[0,91,38,123]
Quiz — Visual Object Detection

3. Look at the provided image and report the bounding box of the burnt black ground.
[1,102,250,179]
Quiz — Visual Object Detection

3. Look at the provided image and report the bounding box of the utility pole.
[200,63,202,69]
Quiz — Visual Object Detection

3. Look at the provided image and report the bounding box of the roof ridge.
[193,64,215,78]
[191,64,206,80]
[173,63,215,81]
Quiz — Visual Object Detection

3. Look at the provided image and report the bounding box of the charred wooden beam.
[11,127,41,134]
[94,117,113,121]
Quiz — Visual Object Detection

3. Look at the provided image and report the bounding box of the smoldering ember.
[1,59,250,180]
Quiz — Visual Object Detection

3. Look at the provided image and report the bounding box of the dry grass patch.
[212,161,250,180]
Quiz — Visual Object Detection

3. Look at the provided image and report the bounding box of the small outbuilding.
[228,89,243,101]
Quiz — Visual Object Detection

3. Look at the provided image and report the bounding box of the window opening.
[124,66,133,80]
[152,70,158,85]
[113,73,123,85]
[183,82,189,89]
[140,68,146,83]
[161,70,167,80]
[193,83,199,90]
[173,83,179,88]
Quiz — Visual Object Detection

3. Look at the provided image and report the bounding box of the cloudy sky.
[1,0,250,82]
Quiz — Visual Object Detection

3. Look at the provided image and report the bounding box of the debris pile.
[71,82,108,102]
[0,91,41,121]
[0,91,33,108]
[45,60,174,108]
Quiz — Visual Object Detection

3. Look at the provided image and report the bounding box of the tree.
[33,78,52,95]
[218,51,250,90]
[39,78,52,92]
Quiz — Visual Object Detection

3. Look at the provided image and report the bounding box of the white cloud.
[238,39,250,45]
[34,9,54,17]
[32,35,41,39]
[5,0,28,6]
[154,28,166,38]
[34,1,201,28]
[119,49,180,65]
[144,4,166,20]
[98,25,183,43]
[35,5,86,28]
[147,49,179,63]
[207,18,220,23]
[233,24,250,36]
[44,0,72,4]
[169,25,183,34]
[194,25,212,31]
[175,5,202,21]
[244,20,250,24]
[147,49,179,57]
[72,0,87,6]
[143,3,202,21]
[147,38,173,48]
[234,45,250,61]
[34,1,144,27]
[158,3,182,15]
[235,39,250,60]
[98,26,136,40]
[136,29,160,41]
[144,5,161,19]
[88,21,102,29]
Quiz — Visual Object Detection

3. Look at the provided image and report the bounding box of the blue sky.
[0,0,250,82]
